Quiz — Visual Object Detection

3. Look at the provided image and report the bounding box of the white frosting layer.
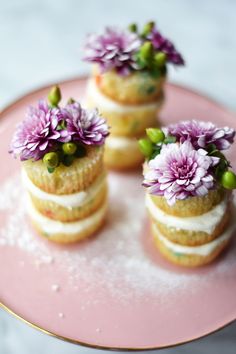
[87,79,162,113]
[22,169,106,208]
[146,193,228,234]
[154,223,234,256]
[105,136,139,150]
[28,199,107,235]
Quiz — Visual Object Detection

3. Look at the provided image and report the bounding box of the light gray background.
[0,0,235,353]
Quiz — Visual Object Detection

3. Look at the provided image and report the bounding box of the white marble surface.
[0,0,236,353]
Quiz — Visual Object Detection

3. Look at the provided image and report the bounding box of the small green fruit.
[221,170,236,189]
[48,86,62,107]
[43,152,59,169]
[154,52,167,67]
[62,142,77,155]
[138,138,153,157]
[146,128,165,144]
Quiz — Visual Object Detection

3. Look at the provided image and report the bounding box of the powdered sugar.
[0,172,236,302]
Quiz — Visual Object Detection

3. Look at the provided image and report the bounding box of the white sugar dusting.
[0,173,236,302]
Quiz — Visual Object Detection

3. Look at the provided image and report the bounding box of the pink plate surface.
[0,77,236,351]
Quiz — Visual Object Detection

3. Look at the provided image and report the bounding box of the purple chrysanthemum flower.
[10,100,61,161]
[148,27,184,65]
[165,120,235,150]
[143,141,219,205]
[84,27,141,75]
[63,102,109,145]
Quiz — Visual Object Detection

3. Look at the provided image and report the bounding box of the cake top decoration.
[10,86,109,172]
[139,120,236,205]
[83,21,184,76]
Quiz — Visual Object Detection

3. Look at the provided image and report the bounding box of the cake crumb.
[58,312,64,318]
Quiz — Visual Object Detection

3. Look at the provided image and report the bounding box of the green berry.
[154,52,167,67]
[129,23,137,33]
[146,128,165,144]
[142,21,155,36]
[43,152,59,169]
[62,142,77,155]
[48,86,62,107]
[140,41,153,61]
[138,138,153,157]
[221,170,236,189]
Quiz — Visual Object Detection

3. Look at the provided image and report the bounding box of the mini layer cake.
[10,86,109,243]
[84,22,184,169]
[140,120,236,267]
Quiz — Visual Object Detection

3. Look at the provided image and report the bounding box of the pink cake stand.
[0,77,236,351]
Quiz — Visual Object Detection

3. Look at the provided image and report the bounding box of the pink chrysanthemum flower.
[63,102,109,146]
[165,120,235,150]
[143,141,219,205]
[148,26,184,65]
[10,100,61,161]
[83,27,141,75]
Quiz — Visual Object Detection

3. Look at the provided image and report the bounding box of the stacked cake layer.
[86,73,164,169]
[146,190,233,266]
[23,147,108,243]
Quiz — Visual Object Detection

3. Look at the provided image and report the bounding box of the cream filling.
[105,136,139,150]
[154,223,234,256]
[86,78,162,113]
[28,198,107,235]
[22,169,106,209]
[146,193,228,234]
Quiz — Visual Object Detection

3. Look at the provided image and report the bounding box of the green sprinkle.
[146,85,156,94]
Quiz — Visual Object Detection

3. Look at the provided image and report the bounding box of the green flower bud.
[62,142,77,155]
[43,152,59,169]
[221,170,236,189]
[146,128,165,144]
[48,86,62,107]
[138,138,153,157]
[75,145,87,158]
[140,41,153,61]
[154,52,167,67]
[62,154,75,167]
[142,21,155,36]
[164,135,177,144]
[67,97,75,104]
[128,23,137,33]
